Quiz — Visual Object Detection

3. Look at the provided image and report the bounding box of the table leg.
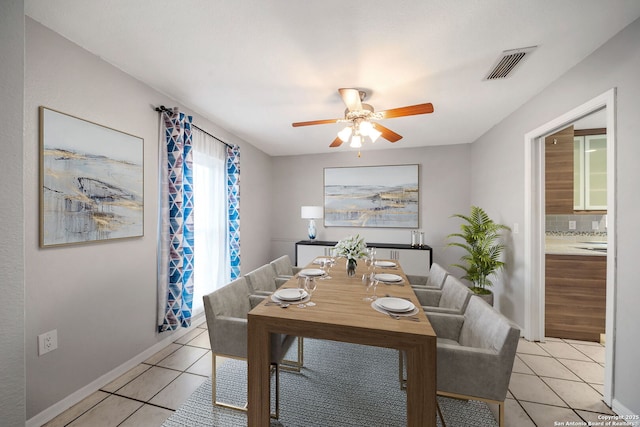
[405,339,437,427]
[247,317,271,427]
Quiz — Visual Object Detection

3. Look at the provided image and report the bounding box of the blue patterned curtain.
[226,145,241,279]
[158,109,195,332]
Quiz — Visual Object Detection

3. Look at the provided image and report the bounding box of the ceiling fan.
[292,88,434,148]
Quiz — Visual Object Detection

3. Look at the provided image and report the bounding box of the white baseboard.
[26,315,205,427]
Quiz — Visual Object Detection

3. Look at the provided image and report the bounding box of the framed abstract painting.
[39,107,144,247]
[324,164,419,228]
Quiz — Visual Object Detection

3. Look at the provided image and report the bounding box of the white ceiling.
[25,0,640,156]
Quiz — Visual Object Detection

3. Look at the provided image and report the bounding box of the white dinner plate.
[374,261,396,268]
[375,297,415,313]
[313,257,331,265]
[299,268,325,277]
[274,288,308,301]
[371,301,419,317]
[374,273,403,283]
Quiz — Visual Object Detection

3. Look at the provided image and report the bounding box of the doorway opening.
[523,88,616,406]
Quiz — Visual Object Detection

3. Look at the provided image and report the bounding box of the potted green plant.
[447,206,510,305]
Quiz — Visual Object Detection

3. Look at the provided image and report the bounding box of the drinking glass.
[319,258,330,279]
[364,256,373,273]
[304,277,317,307]
[367,247,377,259]
[370,277,379,301]
[323,258,333,280]
[297,276,307,308]
[363,275,378,301]
[368,247,377,271]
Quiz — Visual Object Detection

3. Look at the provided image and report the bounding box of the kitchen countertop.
[545,235,607,257]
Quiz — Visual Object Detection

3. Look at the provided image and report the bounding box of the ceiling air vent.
[484,46,537,80]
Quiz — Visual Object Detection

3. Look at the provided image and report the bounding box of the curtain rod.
[155,105,233,149]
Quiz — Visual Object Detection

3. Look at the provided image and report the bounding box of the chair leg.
[437,400,446,427]
[211,354,281,419]
[211,353,216,404]
[212,354,249,413]
[281,337,304,372]
[273,363,280,419]
[398,350,407,390]
[437,391,504,427]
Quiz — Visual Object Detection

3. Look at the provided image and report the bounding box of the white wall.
[239,142,275,273]
[24,18,272,419]
[270,144,472,274]
[470,17,640,415]
[0,1,26,425]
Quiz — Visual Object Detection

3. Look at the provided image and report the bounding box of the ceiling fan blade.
[379,103,434,119]
[292,118,341,127]
[329,137,343,148]
[373,123,403,142]
[338,88,363,112]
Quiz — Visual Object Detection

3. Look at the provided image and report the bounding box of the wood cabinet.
[545,126,575,214]
[546,126,607,214]
[545,254,606,342]
[295,240,432,276]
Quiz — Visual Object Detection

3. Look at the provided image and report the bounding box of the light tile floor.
[43,325,612,427]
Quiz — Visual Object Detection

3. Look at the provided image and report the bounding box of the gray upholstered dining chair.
[426,296,520,427]
[398,275,472,393]
[203,277,298,419]
[270,255,302,279]
[406,262,449,290]
[244,263,304,372]
[244,263,288,296]
[413,275,473,315]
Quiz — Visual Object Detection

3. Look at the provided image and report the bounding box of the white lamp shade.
[301,205,323,219]
[369,128,382,142]
[337,126,353,142]
[359,120,373,135]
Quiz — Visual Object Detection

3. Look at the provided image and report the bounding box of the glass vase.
[346,258,357,277]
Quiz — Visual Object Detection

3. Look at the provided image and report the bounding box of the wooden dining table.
[247,257,437,426]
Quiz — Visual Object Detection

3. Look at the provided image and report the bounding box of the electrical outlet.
[513,223,519,234]
[569,221,577,230]
[592,221,599,230]
[38,329,58,356]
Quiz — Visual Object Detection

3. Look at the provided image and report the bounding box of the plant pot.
[346,258,357,277]
[471,287,494,306]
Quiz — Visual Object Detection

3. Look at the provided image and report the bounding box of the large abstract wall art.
[39,107,144,247]
[324,164,419,228]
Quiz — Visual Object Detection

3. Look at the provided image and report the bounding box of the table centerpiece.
[334,234,368,276]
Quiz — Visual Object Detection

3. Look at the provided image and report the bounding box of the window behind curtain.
[191,128,230,315]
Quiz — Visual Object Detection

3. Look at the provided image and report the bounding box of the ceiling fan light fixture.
[292,88,433,151]
[359,120,374,136]
[368,128,382,143]
[337,126,353,142]
[350,135,362,148]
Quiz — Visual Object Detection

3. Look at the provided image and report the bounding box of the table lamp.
[301,206,323,240]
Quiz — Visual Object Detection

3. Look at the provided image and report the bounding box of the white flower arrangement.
[334,234,368,261]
